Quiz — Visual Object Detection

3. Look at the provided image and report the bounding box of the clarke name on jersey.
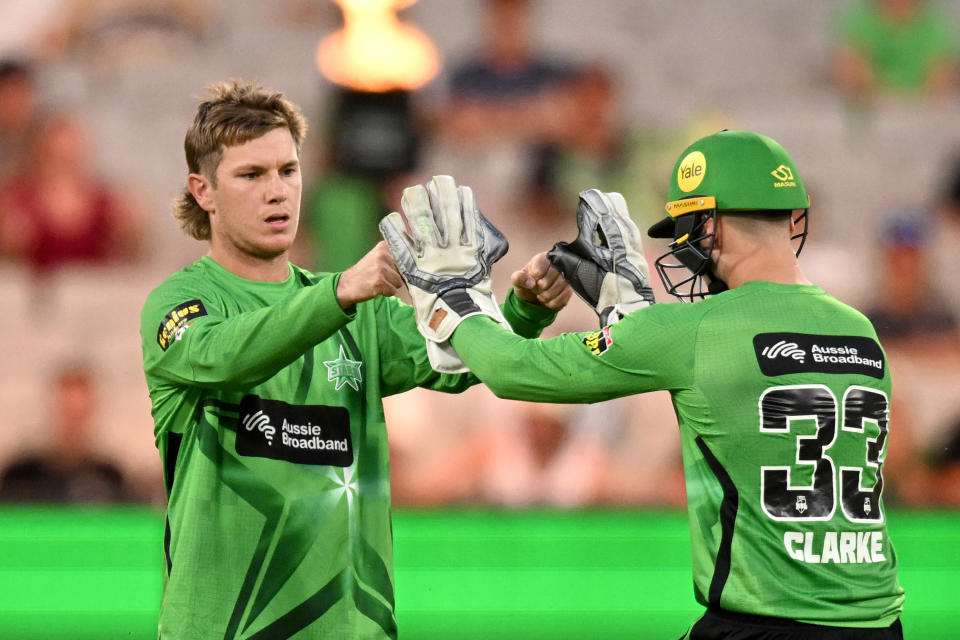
[783,530,886,564]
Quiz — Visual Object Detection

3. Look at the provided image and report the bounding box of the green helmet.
[648,130,810,301]
[650,129,809,238]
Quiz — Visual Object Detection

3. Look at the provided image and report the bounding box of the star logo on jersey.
[331,464,360,508]
[323,345,363,391]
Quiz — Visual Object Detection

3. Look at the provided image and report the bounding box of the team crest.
[323,345,363,391]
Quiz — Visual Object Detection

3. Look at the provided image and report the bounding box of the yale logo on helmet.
[677,151,706,192]
[771,164,797,188]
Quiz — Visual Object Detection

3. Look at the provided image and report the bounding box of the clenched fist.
[336,241,405,309]
[511,251,572,311]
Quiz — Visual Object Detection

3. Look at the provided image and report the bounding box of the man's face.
[204,127,302,260]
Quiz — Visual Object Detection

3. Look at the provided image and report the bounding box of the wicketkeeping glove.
[379,175,510,373]
[547,189,655,326]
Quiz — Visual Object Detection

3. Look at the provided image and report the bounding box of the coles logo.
[677,151,706,192]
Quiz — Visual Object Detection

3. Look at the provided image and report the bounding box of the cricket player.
[381,130,904,639]
[139,80,569,639]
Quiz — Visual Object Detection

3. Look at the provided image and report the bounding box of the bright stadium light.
[318,0,440,92]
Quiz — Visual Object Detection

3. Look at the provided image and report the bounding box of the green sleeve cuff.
[326,272,358,321]
[502,289,559,338]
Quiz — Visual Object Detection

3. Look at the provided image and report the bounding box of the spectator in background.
[300,89,421,272]
[0,363,130,503]
[0,110,143,280]
[388,376,658,508]
[863,214,957,341]
[832,0,959,99]
[471,402,614,507]
[443,0,574,143]
[439,0,576,196]
[545,64,733,231]
[861,213,960,506]
[918,158,960,505]
[426,0,584,248]
[42,0,216,71]
[0,59,38,178]
[544,65,629,203]
[930,151,960,320]
[928,413,960,504]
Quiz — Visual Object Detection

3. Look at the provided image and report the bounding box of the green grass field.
[0,507,955,638]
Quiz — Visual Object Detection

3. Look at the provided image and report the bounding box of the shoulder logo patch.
[583,326,614,356]
[157,300,207,350]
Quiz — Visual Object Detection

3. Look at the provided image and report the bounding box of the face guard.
[652,197,718,302]
[651,196,809,302]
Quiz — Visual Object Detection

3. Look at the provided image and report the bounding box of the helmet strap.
[672,211,713,276]
[707,277,729,295]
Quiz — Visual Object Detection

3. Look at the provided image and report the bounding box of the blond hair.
[173,80,308,240]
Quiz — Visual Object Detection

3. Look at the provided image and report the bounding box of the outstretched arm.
[143,244,405,391]
[448,313,667,404]
[142,273,352,390]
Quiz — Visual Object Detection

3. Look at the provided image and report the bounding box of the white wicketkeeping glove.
[547,189,655,326]
[379,175,510,373]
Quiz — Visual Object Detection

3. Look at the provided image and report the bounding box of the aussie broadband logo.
[242,410,276,445]
[235,395,353,466]
[677,151,706,192]
[753,333,884,379]
[761,340,805,364]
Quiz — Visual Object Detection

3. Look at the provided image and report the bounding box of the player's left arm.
[449,304,691,404]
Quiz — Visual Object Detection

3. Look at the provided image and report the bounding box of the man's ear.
[789,210,802,235]
[706,214,720,249]
[188,173,215,213]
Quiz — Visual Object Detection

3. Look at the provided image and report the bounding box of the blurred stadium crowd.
[1,0,960,508]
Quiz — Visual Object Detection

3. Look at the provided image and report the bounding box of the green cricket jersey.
[453,281,904,627]
[140,256,556,640]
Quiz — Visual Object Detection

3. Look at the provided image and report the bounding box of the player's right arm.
[142,244,403,390]
[335,241,405,310]
[141,274,352,390]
